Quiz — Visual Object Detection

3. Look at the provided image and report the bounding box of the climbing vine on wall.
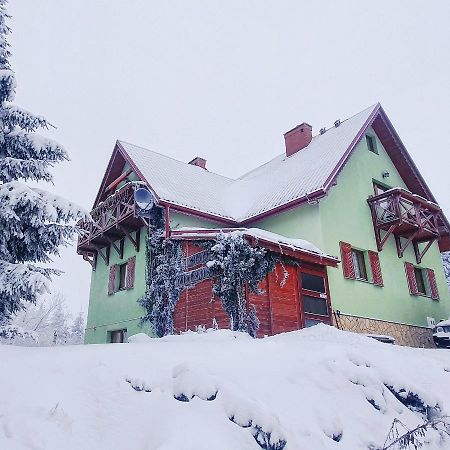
[203,232,276,337]
[138,207,185,337]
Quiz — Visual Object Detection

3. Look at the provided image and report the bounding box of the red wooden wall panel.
[248,277,271,337]
[269,263,300,335]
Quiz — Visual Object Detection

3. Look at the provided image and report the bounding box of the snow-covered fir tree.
[0,1,86,321]
[70,310,86,345]
[205,232,275,337]
[50,295,70,345]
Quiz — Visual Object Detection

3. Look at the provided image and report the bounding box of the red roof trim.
[93,144,125,208]
[323,103,381,191]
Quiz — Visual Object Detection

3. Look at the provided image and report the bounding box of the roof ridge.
[238,103,379,180]
[117,139,235,182]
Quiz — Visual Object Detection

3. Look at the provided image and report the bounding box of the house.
[78,103,450,347]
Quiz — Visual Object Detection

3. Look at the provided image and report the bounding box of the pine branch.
[382,417,450,450]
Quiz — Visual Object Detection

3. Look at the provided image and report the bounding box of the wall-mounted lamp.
[382,171,390,179]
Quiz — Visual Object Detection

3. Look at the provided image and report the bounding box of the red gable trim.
[116,141,161,205]
[323,103,381,192]
[93,143,125,208]
[117,141,237,226]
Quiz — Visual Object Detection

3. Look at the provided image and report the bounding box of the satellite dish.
[134,188,155,212]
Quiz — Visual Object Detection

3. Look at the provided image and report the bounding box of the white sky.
[8,0,450,313]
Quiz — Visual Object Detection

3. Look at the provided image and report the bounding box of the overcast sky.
[8,0,450,313]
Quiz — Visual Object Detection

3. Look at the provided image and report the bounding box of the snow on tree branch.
[0,1,87,319]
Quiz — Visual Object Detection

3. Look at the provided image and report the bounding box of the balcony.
[77,183,143,268]
[367,188,448,263]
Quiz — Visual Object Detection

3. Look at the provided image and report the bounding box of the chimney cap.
[284,122,312,136]
[188,156,207,169]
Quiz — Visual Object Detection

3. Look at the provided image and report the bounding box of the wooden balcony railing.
[367,188,447,263]
[77,183,143,268]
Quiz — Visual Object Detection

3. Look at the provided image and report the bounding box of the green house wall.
[251,129,450,327]
[85,211,227,343]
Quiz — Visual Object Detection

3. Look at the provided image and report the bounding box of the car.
[432,320,450,348]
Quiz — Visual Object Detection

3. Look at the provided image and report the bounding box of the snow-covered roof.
[119,141,236,220]
[171,227,339,264]
[116,104,384,222]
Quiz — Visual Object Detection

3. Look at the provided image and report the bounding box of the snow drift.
[1,325,450,450]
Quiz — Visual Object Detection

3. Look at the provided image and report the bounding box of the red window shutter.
[368,251,383,286]
[340,241,355,279]
[404,262,419,295]
[108,265,117,295]
[126,256,136,289]
[426,269,439,300]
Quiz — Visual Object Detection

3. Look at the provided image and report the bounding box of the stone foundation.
[333,313,434,348]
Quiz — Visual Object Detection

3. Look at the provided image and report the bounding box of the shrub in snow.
[4,293,86,346]
[0,1,87,320]
[204,232,275,337]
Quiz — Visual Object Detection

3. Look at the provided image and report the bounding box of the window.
[414,267,427,295]
[352,249,368,281]
[109,329,127,343]
[373,181,389,196]
[118,262,128,290]
[108,256,136,295]
[303,295,328,316]
[301,273,326,293]
[366,135,378,154]
[340,242,384,286]
[405,262,439,300]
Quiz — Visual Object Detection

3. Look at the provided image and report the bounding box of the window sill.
[345,277,383,287]
[411,293,438,301]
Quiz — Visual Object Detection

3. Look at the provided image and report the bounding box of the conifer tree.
[0,1,86,320]
[70,310,85,344]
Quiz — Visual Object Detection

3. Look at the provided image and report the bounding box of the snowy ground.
[1,325,450,450]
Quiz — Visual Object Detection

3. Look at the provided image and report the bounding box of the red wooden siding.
[248,277,271,337]
[426,269,439,300]
[108,265,116,295]
[404,262,419,295]
[340,241,355,279]
[173,241,333,337]
[269,263,300,335]
[126,256,136,289]
[368,251,383,286]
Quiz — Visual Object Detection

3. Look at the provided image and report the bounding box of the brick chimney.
[188,157,206,169]
[284,122,312,157]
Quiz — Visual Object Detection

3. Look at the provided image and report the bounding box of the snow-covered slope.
[1,325,450,450]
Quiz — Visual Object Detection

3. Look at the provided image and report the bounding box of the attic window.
[366,135,378,154]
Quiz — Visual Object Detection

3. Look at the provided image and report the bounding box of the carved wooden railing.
[77,183,135,250]
[367,188,445,263]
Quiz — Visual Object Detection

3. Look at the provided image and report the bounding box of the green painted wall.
[85,210,228,344]
[250,128,450,327]
[85,229,151,344]
[252,203,324,249]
